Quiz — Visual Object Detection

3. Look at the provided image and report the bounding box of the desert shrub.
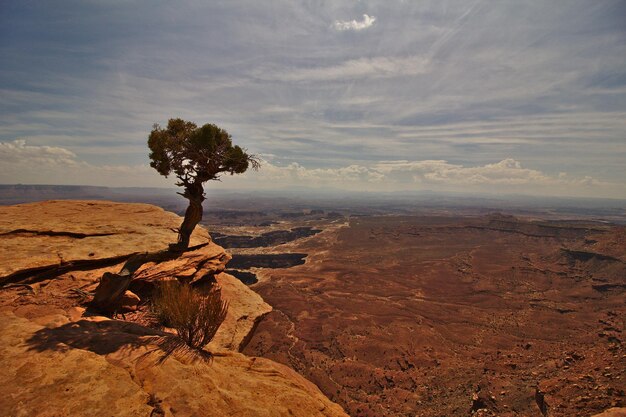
[152,281,228,350]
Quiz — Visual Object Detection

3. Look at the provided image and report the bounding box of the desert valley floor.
[224,213,626,417]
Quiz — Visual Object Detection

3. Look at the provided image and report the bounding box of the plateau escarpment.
[0,200,347,417]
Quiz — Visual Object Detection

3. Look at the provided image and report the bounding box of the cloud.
[0,140,168,187]
[372,159,572,186]
[1,139,621,197]
[227,157,617,197]
[253,55,430,82]
[1,2,625,198]
[258,161,385,184]
[0,139,77,166]
[333,14,376,31]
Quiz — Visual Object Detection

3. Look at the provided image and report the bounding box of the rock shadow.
[26,319,212,364]
[228,253,307,269]
[212,227,322,248]
[225,269,258,285]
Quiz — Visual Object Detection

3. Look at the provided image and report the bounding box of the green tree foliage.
[148,118,259,248]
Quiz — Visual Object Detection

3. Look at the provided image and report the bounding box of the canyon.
[231,214,625,417]
[0,198,624,417]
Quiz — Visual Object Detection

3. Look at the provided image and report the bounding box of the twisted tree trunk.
[177,183,205,249]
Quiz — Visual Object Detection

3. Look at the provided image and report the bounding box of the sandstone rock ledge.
[0,200,211,282]
[0,200,347,417]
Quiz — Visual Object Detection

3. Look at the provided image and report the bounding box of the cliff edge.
[0,200,347,417]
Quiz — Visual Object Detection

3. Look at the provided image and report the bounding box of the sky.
[1,0,625,198]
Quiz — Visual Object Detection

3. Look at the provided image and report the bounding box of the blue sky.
[1,0,625,197]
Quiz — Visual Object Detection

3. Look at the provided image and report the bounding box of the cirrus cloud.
[252,55,430,82]
[1,1,624,199]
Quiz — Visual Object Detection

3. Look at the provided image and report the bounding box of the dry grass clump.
[152,281,228,350]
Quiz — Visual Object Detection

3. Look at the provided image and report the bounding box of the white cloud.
[0,140,168,188]
[1,140,621,197]
[227,157,617,197]
[333,14,376,31]
[0,139,78,166]
[373,159,560,185]
[258,161,385,184]
[1,2,625,199]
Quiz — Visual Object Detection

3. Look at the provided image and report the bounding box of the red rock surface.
[0,200,210,281]
[0,200,347,417]
[244,215,625,417]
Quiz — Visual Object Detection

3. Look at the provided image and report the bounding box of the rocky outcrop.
[129,243,231,296]
[0,312,346,417]
[210,272,272,351]
[0,200,210,284]
[0,200,347,417]
[0,312,154,417]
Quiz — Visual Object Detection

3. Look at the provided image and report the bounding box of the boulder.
[119,290,140,312]
[91,271,133,313]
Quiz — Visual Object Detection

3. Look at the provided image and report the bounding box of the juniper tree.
[148,118,259,249]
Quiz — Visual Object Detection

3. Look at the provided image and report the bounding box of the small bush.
[152,281,228,350]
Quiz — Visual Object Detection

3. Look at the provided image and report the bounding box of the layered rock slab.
[0,313,345,417]
[0,313,153,417]
[0,200,209,281]
[0,200,347,417]
[210,272,273,351]
[0,312,346,417]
